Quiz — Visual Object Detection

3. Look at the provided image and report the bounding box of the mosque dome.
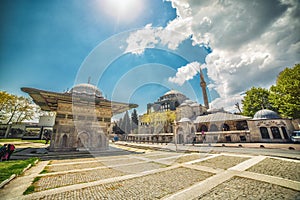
[158,89,187,102]
[253,109,281,119]
[191,103,199,107]
[179,103,188,107]
[69,83,102,97]
[164,89,183,96]
[184,99,194,104]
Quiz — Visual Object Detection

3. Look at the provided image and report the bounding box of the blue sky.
[0,0,211,115]
[1,0,299,115]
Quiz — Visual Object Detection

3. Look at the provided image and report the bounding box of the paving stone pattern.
[144,153,180,159]
[175,154,206,163]
[100,157,144,166]
[50,157,97,164]
[197,176,300,200]
[34,168,125,192]
[46,161,104,172]
[36,167,214,200]
[111,161,167,174]
[247,157,300,182]
[194,155,249,169]
[4,145,299,200]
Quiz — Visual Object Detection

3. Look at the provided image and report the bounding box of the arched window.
[260,127,270,139]
[221,123,230,131]
[78,132,89,148]
[62,134,68,147]
[210,124,218,131]
[197,124,208,132]
[236,121,248,130]
[271,127,282,139]
[201,125,208,132]
[281,127,289,139]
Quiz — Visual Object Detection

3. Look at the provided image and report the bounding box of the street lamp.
[173,120,178,152]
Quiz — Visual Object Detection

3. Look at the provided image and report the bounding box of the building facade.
[247,109,294,142]
[22,83,137,151]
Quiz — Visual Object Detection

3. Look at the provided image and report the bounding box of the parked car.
[291,131,300,143]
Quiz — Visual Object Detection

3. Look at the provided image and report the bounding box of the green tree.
[0,91,14,122]
[131,109,138,131]
[242,87,272,117]
[269,64,300,118]
[0,91,36,124]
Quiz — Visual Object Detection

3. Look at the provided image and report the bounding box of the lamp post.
[173,120,178,152]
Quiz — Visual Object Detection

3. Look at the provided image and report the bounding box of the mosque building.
[22,83,137,151]
[127,70,297,144]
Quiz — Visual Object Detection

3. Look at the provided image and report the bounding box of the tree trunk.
[6,104,19,124]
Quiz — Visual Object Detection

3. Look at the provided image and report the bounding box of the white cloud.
[168,62,200,85]
[210,94,244,114]
[125,24,162,55]
[125,0,300,111]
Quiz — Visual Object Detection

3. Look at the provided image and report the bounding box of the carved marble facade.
[22,84,137,151]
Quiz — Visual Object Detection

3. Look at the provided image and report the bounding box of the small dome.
[178,117,191,123]
[184,99,193,104]
[179,103,188,107]
[253,109,281,119]
[207,107,225,113]
[69,83,102,97]
[164,89,182,96]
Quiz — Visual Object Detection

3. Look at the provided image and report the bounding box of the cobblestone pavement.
[247,157,300,182]
[50,157,98,164]
[193,155,250,169]
[36,167,213,200]
[197,176,300,200]
[174,154,207,163]
[111,161,167,174]
[34,168,125,192]
[1,143,300,200]
[46,161,105,172]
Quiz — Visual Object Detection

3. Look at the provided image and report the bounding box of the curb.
[0,174,16,189]
[116,143,300,160]
[0,159,39,189]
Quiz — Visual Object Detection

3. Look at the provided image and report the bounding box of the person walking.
[201,130,206,142]
[7,144,15,160]
[0,144,8,161]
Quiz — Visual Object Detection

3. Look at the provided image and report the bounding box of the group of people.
[0,144,15,161]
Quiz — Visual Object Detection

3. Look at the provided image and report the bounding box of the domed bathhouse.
[21,84,137,151]
[246,109,294,142]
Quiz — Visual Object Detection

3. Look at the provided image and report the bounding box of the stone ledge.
[0,174,16,189]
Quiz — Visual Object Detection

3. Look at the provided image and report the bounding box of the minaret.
[200,68,209,108]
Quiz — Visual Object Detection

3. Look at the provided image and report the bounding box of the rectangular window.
[225,136,231,142]
[56,114,65,119]
[260,127,270,139]
[213,136,218,141]
[281,127,289,139]
[240,135,246,142]
[271,127,282,139]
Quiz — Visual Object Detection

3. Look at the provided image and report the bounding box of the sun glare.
[100,0,144,23]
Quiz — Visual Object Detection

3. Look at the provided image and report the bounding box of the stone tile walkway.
[0,144,299,200]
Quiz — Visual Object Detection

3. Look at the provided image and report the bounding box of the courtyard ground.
[0,141,299,200]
